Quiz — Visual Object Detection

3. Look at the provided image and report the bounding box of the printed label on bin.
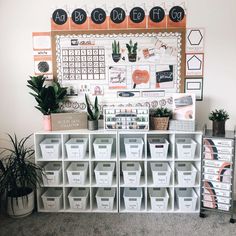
[127,200,138,210]
[71,175,81,184]
[101,199,110,209]
[46,200,56,209]
[154,199,165,209]
[182,173,193,184]
[73,200,83,209]
[127,173,138,184]
[45,175,56,184]
[98,174,109,184]
[156,174,167,184]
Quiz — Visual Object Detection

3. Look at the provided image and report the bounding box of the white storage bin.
[96,188,115,211]
[124,138,144,159]
[41,188,63,211]
[94,162,115,186]
[40,138,61,159]
[66,138,88,159]
[66,162,88,185]
[175,188,197,211]
[150,162,172,186]
[149,188,169,211]
[68,188,89,210]
[176,163,197,186]
[148,138,169,159]
[42,163,62,186]
[123,187,143,211]
[93,138,113,159]
[122,162,142,186]
[176,138,197,159]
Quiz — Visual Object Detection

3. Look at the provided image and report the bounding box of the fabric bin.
[96,188,115,211]
[176,163,197,186]
[150,162,171,186]
[123,187,143,211]
[68,188,89,210]
[94,162,115,186]
[42,163,62,186]
[148,138,169,159]
[122,162,142,186]
[93,138,113,159]
[41,188,63,211]
[176,138,197,159]
[40,138,61,159]
[149,188,169,211]
[175,188,197,211]
[66,138,88,159]
[67,162,88,185]
[124,138,144,159]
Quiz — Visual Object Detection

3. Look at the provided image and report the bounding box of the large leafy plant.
[27,75,67,115]
[85,94,100,121]
[0,134,43,200]
[152,107,172,118]
[209,109,229,121]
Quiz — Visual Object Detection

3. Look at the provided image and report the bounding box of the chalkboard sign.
[149,7,165,23]
[130,7,145,23]
[156,65,173,83]
[169,6,185,23]
[71,8,87,24]
[91,8,106,24]
[52,9,68,25]
[110,7,126,24]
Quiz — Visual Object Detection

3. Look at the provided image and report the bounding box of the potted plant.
[126,39,138,62]
[27,75,67,131]
[0,134,43,218]
[209,109,229,135]
[112,40,121,63]
[150,107,172,130]
[85,94,100,130]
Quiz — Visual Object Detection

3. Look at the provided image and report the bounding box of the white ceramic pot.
[7,189,34,218]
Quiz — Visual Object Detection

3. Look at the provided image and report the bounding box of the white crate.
[176,163,197,186]
[123,187,143,211]
[68,188,89,210]
[148,138,169,159]
[40,138,61,159]
[66,138,88,160]
[41,188,63,211]
[124,138,144,159]
[93,138,113,159]
[149,188,169,211]
[122,162,142,186]
[66,162,88,185]
[94,162,115,186]
[96,188,116,211]
[42,163,62,186]
[176,138,197,159]
[176,188,197,211]
[150,162,172,186]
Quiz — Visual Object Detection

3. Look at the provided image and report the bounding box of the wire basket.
[151,117,169,130]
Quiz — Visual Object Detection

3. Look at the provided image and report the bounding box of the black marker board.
[71,8,87,24]
[169,6,185,23]
[52,9,68,25]
[130,7,145,23]
[156,65,174,83]
[91,8,106,24]
[110,7,126,24]
[149,7,165,23]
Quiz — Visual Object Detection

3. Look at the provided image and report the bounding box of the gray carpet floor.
[0,211,236,236]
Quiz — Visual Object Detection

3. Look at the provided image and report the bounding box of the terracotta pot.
[43,115,52,131]
[88,120,98,131]
[212,120,225,136]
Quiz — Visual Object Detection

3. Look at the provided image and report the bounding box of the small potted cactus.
[209,109,229,136]
[112,40,121,63]
[126,39,138,62]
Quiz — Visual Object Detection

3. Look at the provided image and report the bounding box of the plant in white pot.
[0,134,43,218]
[27,75,67,131]
[85,94,100,130]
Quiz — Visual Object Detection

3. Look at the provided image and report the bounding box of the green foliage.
[85,94,100,121]
[0,134,43,200]
[27,75,67,115]
[152,107,172,118]
[209,109,229,121]
[126,39,138,55]
[112,40,120,54]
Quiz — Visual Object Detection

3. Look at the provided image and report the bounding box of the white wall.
[0,0,236,140]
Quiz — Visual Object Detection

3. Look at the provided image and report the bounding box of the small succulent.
[112,40,120,54]
[209,109,229,121]
[126,39,138,55]
[152,107,172,118]
[85,94,100,121]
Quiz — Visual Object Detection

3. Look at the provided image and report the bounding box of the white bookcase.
[35,130,202,213]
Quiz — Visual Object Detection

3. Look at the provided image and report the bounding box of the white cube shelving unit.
[35,130,202,213]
